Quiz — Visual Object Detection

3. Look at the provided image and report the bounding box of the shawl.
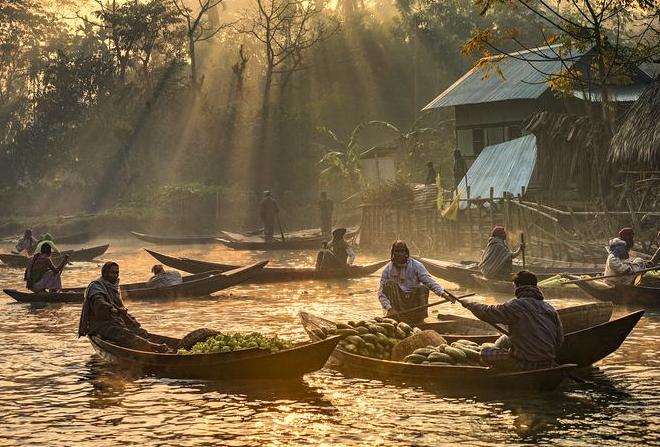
[78,277,122,337]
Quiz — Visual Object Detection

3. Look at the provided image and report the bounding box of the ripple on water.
[0,238,659,446]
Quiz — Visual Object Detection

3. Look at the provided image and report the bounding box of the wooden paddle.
[388,292,476,319]
[561,265,660,284]
[443,291,509,335]
[275,213,286,243]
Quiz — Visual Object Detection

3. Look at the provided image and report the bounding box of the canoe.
[216,237,329,251]
[469,274,591,299]
[130,231,221,245]
[299,312,576,391]
[220,227,358,243]
[2,261,267,304]
[89,333,342,380]
[302,308,643,372]
[0,244,110,268]
[418,310,644,367]
[418,257,598,288]
[573,280,660,306]
[145,249,388,283]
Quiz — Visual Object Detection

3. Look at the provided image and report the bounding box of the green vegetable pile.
[178,332,292,355]
[312,316,421,360]
[537,274,579,288]
[403,339,494,365]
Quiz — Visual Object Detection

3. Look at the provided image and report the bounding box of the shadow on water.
[81,355,336,411]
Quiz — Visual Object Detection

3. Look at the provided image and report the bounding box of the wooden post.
[466,185,472,250]
[489,187,494,229]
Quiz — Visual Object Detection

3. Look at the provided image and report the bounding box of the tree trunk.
[189,35,197,85]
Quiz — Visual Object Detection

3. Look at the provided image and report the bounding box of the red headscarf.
[618,227,634,247]
[491,225,506,239]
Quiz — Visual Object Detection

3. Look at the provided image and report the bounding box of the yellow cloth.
[442,192,461,220]
[435,173,443,211]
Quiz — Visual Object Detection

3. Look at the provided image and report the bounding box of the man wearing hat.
[259,190,279,243]
[479,226,524,279]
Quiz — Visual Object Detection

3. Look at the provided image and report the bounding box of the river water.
[0,238,658,446]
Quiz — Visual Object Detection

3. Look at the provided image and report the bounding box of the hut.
[609,83,660,169]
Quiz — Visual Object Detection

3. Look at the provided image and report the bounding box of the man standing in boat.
[452,270,563,371]
[259,190,279,243]
[378,240,448,323]
[318,191,333,236]
[78,262,169,353]
[478,226,524,279]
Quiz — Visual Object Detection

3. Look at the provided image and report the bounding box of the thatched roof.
[524,111,612,197]
[609,82,660,169]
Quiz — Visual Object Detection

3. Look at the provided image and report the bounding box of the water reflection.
[0,238,658,445]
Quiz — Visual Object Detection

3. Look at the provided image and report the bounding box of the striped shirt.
[378,258,445,310]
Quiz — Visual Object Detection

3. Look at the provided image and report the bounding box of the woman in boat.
[15,229,39,255]
[604,237,646,285]
[78,262,169,353]
[146,264,183,288]
[455,270,563,371]
[317,228,356,271]
[378,240,448,323]
[24,243,69,292]
[478,226,524,279]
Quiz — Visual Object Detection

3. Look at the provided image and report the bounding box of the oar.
[388,292,476,320]
[444,291,509,335]
[521,233,526,269]
[561,265,660,284]
[275,213,286,243]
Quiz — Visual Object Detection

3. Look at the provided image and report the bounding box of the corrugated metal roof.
[571,84,649,103]
[423,46,585,109]
[456,134,536,209]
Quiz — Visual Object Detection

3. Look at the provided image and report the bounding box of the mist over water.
[0,238,658,446]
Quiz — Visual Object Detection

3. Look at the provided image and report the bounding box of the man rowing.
[78,262,169,352]
[604,229,646,285]
[478,225,524,279]
[15,229,39,255]
[146,264,183,288]
[378,240,448,323]
[24,243,69,292]
[452,270,563,371]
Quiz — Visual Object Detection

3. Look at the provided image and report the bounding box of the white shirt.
[378,258,445,310]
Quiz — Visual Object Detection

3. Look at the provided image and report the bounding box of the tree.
[463,0,660,127]
[170,0,230,85]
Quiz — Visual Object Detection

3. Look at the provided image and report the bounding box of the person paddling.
[378,240,448,324]
[78,262,169,353]
[24,243,69,292]
[450,270,563,371]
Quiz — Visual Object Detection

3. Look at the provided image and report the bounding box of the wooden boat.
[220,227,357,243]
[145,249,388,283]
[469,274,591,299]
[573,280,660,306]
[89,333,342,380]
[130,231,221,245]
[3,262,267,304]
[419,257,599,284]
[0,244,110,268]
[299,312,575,391]
[302,309,643,371]
[216,236,329,251]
